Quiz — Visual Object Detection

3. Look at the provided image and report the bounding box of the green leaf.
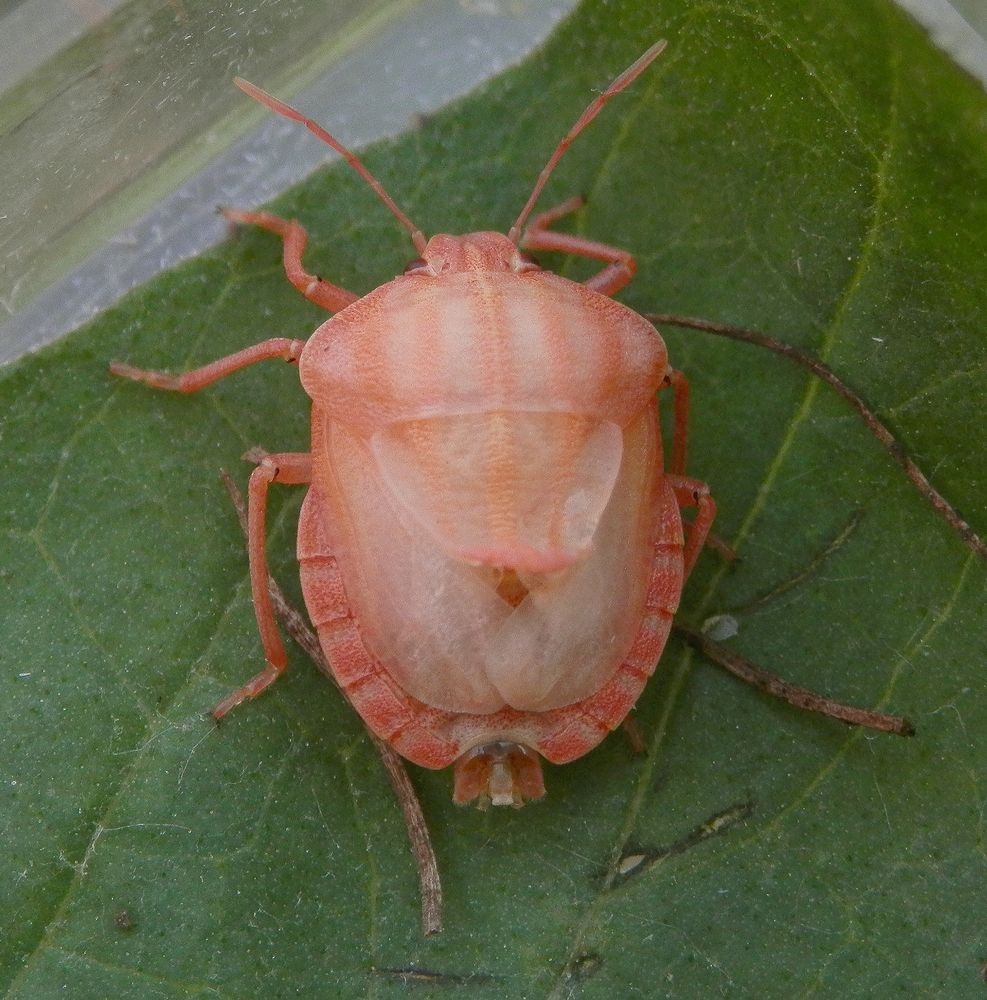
[2,1,985,996]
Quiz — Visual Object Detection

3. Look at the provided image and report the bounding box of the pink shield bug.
[110,40,717,807]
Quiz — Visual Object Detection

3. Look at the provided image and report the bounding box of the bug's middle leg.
[659,379,736,565]
[661,368,690,475]
[212,450,313,720]
[520,196,636,296]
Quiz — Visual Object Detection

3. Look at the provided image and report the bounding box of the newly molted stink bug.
[111,40,717,807]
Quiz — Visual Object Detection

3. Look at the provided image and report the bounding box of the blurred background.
[0,0,983,366]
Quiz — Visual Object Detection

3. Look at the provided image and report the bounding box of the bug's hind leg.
[212,449,313,720]
[520,196,637,296]
[667,475,717,579]
[223,209,359,313]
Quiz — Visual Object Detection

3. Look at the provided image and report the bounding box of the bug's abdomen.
[304,399,663,712]
[296,447,684,769]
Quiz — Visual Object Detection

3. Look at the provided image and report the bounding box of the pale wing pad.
[370,412,623,572]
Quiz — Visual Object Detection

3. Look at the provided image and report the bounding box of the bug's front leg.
[223,209,359,313]
[211,450,313,720]
[521,196,636,296]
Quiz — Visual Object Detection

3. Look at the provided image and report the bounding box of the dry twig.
[219,470,443,935]
[674,623,914,737]
[649,313,986,561]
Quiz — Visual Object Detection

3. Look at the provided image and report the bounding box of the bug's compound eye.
[513,252,540,274]
[403,257,431,275]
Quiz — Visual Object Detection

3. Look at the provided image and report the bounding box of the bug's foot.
[211,665,283,721]
[242,445,270,466]
[452,741,545,808]
[108,361,184,391]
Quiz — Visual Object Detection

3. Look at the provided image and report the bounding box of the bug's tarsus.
[234,77,427,254]
[508,39,667,244]
[211,665,284,721]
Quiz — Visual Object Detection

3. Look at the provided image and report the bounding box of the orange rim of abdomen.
[297,488,683,768]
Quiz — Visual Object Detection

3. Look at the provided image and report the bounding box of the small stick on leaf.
[674,623,914,737]
[621,716,647,755]
[648,313,986,561]
[220,470,443,935]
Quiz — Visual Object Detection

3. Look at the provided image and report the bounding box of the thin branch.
[219,471,443,935]
[674,623,915,737]
[648,313,986,561]
[731,508,865,615]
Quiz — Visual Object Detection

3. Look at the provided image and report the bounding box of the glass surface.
[0,0,573,362]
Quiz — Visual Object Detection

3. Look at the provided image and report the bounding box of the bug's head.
[403,232,539,277]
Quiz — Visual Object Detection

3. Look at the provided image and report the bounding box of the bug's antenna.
[234,78,428,255]
[508,39,667,245]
